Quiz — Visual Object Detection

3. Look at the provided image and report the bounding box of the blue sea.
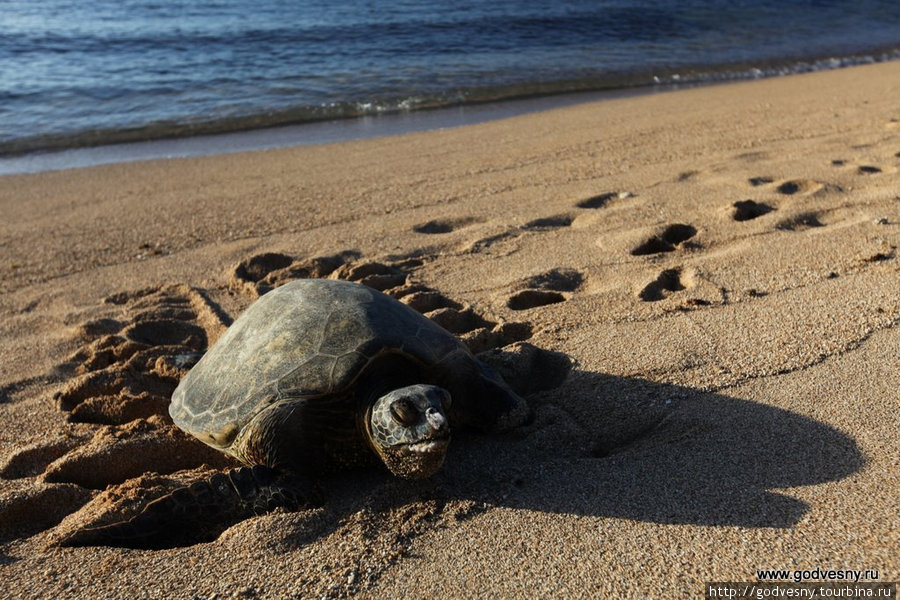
[2,0,900,164]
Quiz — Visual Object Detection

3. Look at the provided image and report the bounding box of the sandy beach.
[1,61,898,598]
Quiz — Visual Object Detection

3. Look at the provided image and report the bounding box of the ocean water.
[3,0,900,157]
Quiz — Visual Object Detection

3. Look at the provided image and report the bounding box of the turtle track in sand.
[230,250,536,354]
[55,284,231,425]
[1,250,548,548]
[1,284,235,543]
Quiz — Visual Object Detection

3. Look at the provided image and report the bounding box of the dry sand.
[1,61,898,598]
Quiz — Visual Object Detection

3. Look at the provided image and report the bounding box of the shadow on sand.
[248,367,865,565]
[431,369,864,529]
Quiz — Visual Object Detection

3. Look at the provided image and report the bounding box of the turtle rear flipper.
[57,466,318,549]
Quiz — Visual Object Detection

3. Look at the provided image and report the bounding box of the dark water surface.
[2,0,899,168]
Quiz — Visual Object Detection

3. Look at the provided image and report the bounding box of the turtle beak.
[425,407,448,434]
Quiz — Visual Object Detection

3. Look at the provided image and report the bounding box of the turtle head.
[366,384,451,479]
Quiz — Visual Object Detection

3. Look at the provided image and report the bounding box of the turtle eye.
[390,398,419,427]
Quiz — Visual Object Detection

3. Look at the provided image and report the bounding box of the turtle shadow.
[437,370,864,528]
[266,369,863,558]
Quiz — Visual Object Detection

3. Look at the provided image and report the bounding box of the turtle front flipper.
[476,342,572,397]
[449,342,572,432]
[439,351,531,433]
[57,466,320,549]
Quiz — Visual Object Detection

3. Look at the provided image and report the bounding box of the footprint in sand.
[747,176,825,195]
[459,213,576,254]
[748,176,774,187]
[637,267,720,306]
[521,214,574,231]
[507,290,566,310]
[639,268,687,302]
[231,251,354,297]
[776,212,825,231]
[631,224,698,256]
[506,267,584,311]
[831,159,890,175]
[412,217,482,235]
[576,191,631,209]
[399,290,462,314]
[775,179,822,196]
[413,294,533,355]
[330,260,411,292]
[231,251,293,284]
[731,200,775,222]
[460,229,521,254]
[518,268,584,292]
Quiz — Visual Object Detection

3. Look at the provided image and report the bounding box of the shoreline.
[3,50,900,176]
[0,61,897,598]
[0,85,650,176]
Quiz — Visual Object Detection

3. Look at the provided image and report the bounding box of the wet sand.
[0,61,898,598]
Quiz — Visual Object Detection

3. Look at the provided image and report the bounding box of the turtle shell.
[169,279,470,451]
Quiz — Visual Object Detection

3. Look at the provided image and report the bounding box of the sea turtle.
[63,278,554,547]
[172,277,531,478]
